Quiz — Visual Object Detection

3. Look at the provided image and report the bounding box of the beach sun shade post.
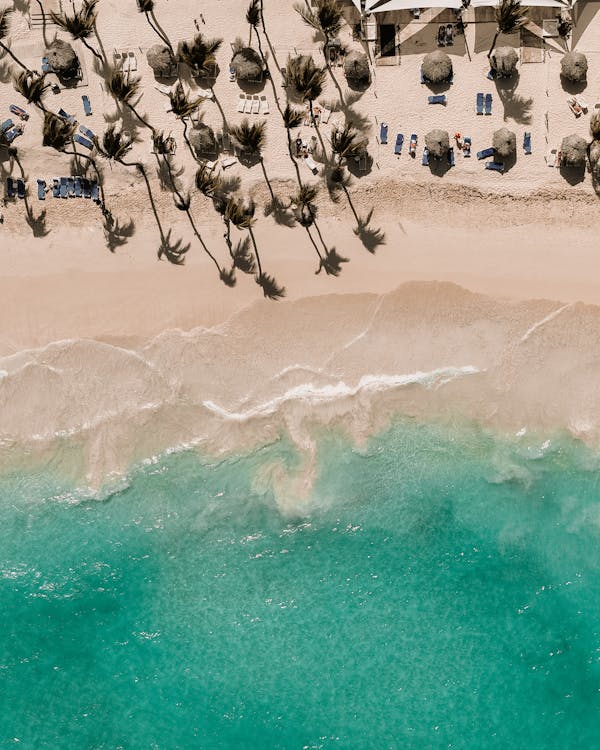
[560,134,587,167]
[492,127,516,159]
[424,129,450,159]
[422,51,453,84]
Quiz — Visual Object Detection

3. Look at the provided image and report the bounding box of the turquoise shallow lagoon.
[1,421,599,749]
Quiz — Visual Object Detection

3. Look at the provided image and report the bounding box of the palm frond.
[246,0,261,28]
[13,70,48,105]
[137,0,154,11]
[225,197,256,229]
[229,118,266,155]
[0,7,13,41]
[330,121,368,161]
[286,54,326,104]
[220,267,237,287]
[177,34,222,77]
[317,247,348,276]
[195,164,222,196]
[169,82,202,119]
[256,273,286,300]
[96,124,133,161]
[232,236,256,274]
[50,0,98,40]
[106,68,141,105]
[495,0,528,34]
[294,0,343,39]
[283,103,304,130]
[42,111,76,150]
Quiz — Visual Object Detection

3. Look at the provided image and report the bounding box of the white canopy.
[470,0,569,6]
[367,0,463,10]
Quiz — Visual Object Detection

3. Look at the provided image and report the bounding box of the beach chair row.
[237,94,270,115]
[1,104,29,144]
[36,176,100,201]
[6,177,26,199]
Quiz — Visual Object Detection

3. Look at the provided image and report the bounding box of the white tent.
[367,0,463,10]
[470,0,569,6]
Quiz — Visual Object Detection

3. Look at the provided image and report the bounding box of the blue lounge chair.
[79,125,95,140]
[67,177,75,197]
[91,182,100,202]
[487,69,495,81]
[428,95,446,105]
[83,179,92,199]
[6,177,15,198]
[523,132,532,155]
[0,118,14,133]
[485,161,504,173]
[394,133,404,155]
[75,176,82,198]
[448,147,455,167]
[477,147,495,160]
[4,127,22,143]
[409,134,417,156]
[74,134,94,150]
[17,179,25,199]
[476,93,484,115]
[420,67,426,84]
[422,147,429,166]
[58,108,76,124]
[82,95,92,116]
[41,56,51,73]
[463,136,472,157]
[37,178,46,200]
[380,122,388,145]
[52,178,60,198]
[484,93,492,115]
[60,176,68,198]
[9,104,28,120]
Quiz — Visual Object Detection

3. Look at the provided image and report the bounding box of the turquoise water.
[1,421,599,749]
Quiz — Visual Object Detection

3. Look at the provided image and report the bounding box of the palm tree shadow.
[158,229,190,265]
[560,164,586,185]
[0,61,13,84]
[354,208,386,254]
[103,214,135,252]
[25,207,51,237]
[561,76,587,96]
[496,75,533,125]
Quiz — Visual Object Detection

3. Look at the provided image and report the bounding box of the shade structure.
[231,47,263,83]
[492,127,516,158]
[490,46,518,77]
[589,140,600,171]
[146,44,176,77]
[350,0,363,9]
[189,123,218,156]
[560,134,587,166]
[425,129,450,159]
[560,51,588,82]
[590,112,600,140]
[470,0,568,6]
[422,51,453,83]
[344,50,371,84]
[45,39,78,77]
[367,0,463,9]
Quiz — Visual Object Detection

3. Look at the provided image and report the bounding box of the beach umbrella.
[146,44,176,77]
[45,39,78,77]
[492,127,516,159]
[231,47,263,83]
[422,51,452,84]
[589,139,600,172]
[344,50,370,85]
[425,129,450,159]
[560,134,587,167]
[490,46,518,77]
[189,123,218,156]
[590,112,600,140]
[560,51,587,83]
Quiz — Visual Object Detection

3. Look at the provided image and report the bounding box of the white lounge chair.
[197,87,214,100]
[320,107,331,124]
[237,94,246,113]
[244,96,253,114]
[155,83,172,96]
[260,95,269,115]
[304,155,318,174]
[252,95,260,114]
[546,148,558,167]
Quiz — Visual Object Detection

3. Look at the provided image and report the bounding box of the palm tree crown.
[225,197,256,230]
[286,55,326,108]
[330,122,367,163]
[13,70,48,106]
[294,0,343,43]
[51,0,98,41]
[489,0,528,57]
[246,0,261,28]
[169,82,201,119]
[137,0,154,10]
[96,125,134,162]
[283,103,304,130]
[106,69,141,105]
[42,111,76,150]
[229,119,266,156]
[177,34,222,78]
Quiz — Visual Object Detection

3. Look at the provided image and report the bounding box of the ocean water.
[1,421,599,749]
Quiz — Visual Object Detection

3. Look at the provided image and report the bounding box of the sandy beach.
[1,0,600,489]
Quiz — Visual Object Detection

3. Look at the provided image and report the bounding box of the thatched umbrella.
[490,47,518,78]
[344,50,370,86]
[492,128,516,159]
[231,47,263,83]
[422,51,452,83]
[45,39,78,77]
[147,44,176,77]
[425,129,450,159]
[560,134,587,167]
[589,111,600,140]
[589,139,600,173]
[189,123,218,156]
[561,52,587,83]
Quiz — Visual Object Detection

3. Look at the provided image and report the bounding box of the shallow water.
[1,421,599,749]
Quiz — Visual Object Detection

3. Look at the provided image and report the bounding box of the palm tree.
[246,0,264,59]
[195,164,222,197]
[282,103,304,161]
[106,69,154,130]
[42,110,76,149]
[229,118,282,211]
[316,247,348,277]
[136,0,173,53]
[177,34,222,80]
[0,7,29,71]
[13,70,48,110]
[95,123,134,162]
[51,0,103,61]
[330,121,367,166]
[169,82,202,156]
[294,0,343,48]
[488,0,528,58]
[286,54,326,121]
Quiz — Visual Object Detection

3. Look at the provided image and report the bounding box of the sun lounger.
[0,118,14,133]
[380,122,388,145]
[428,95,446,105]
[252,95,260,114]
[74,176,82,198]
[74,134,94,150]
[487,68,495,81]
[422,147,429,166]
[523,131,531,155]
[546,148,558,167]
[155,83,172,96]
[52,178,60,198]
[320,107,331,125]
[82,95,92,116]
[260,95,269,115]
[91,182,100,202]
[82,178,92,198]
[448,147,455,167]
[304,155,319,174]
[485,161,504,173]
[463,136,471,157]
[79,125,95,140]
[244,96,253,114]
[409,134,417,156]
[41,56,51,73]
[9,104,28,121]
[17,179,25,199]
[484,93,492,115]
[4,127,22,143]
[58,108,76,124]
[477,147,495,160]
[229,65,236,82]
[445,24,453,46]
[6,177,15,199]
[394,133,404,155]
[67,177,75,197]
[197,87,214,100]
[437,25,446,47]
[476,92,484,115]
[37,178,46,200]
[237,93,246,112]
[60,176,68,198]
